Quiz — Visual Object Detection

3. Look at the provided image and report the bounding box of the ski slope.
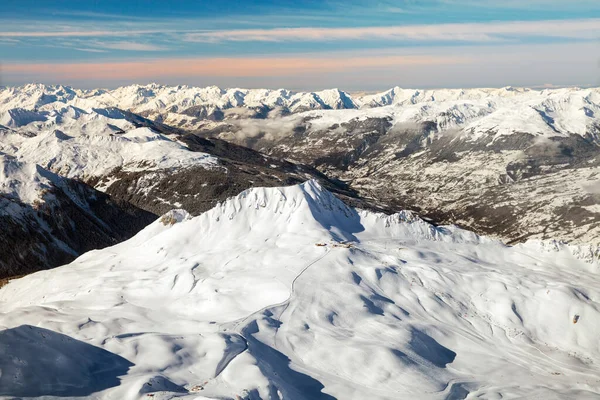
[1,181,599,399]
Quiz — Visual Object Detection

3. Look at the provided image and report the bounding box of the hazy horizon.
[1,79,597,93]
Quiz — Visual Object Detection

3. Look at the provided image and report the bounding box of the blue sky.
[1,0,600,89]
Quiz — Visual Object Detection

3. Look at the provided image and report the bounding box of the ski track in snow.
[208,248,332,385]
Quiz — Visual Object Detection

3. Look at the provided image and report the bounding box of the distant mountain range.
[1,83,599,277]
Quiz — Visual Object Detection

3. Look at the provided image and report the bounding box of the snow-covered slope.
[355,86,600,139]
[0,101,219,181]
[0,88,366,277]
[3,84,599,141]
[0,153,155,278]
[1,181,599,399]
[3,82,600,254]
[12,126,217,181]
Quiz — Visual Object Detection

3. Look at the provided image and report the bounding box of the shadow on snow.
[0,325,133,397]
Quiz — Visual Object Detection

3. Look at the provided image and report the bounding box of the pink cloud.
[2,54,470,80]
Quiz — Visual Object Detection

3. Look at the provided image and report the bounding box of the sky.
[1,0,600,90]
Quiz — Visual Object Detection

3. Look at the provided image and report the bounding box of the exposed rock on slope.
[195,88,600,245]
[0,154,155,279]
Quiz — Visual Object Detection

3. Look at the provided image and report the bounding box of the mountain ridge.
[4,83,599,143]
[2,82,600,277]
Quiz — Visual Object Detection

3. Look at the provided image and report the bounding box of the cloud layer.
[2,42,597,90]
[2,18,598,43]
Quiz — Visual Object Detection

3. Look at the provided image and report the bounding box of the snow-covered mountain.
[0,153,154,278]
[0,88,368,277]
[0,83,361,125]
[0,104,221,217]
[3,82,600,270]
[0,88,356,214]
[184,86,600,245]
[1,181,599,399]
[3,84,600,141]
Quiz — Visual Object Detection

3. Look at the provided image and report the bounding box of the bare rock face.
[0,163,156,279]
[96,135,372,218]
[195,94,600,245]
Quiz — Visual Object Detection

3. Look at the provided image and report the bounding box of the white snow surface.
[3,84,600,140]
[0,84,357,117]
[0,85,221,189]
[11,127,218,181]
[0,108,218,191]
[0,153,58,207]
[1,181,599,399]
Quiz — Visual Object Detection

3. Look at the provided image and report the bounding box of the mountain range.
[1,83,600,278]
[8,83,599,240]
[1,83,600,398]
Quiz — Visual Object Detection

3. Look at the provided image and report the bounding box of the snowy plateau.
[0,84,600,399]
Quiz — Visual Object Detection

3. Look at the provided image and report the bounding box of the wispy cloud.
[40,10,157,21]
[0,29,174,38]
[184,18,600,43]
[0,38,19,44]
[384,7,410,14]
[3,18,598,44]
[91,41,168,51]
[440,0,600,10]
[73,47,108,53]
[2,42,597,90]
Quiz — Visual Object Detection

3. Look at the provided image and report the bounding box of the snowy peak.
[191,180,359,241]
[3,83,600,140]
[139,180,469,249]
[0,104,135,134]
[224,179,356,225]
[0,154,54,206]
[0,84,79,111]
[0,97,220,182]
[12,126,218,181]
[356,86,531,108]
[77,84,358,116]
[0,108,47,128]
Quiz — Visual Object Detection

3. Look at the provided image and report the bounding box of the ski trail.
[273,248,332,348]
[213,247,331,378]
